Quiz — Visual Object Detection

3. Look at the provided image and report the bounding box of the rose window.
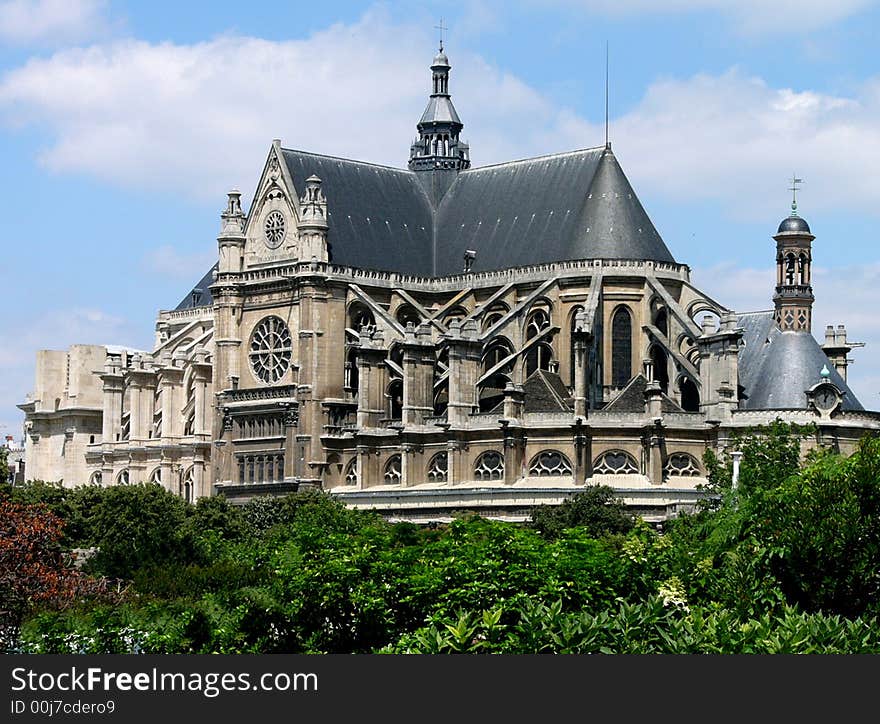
[249,316,293,384]
[264,210,286,249]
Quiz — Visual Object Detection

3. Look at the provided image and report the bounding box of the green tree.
[529,485,634,539]
[752,435,880,616]
[86,483,192,579]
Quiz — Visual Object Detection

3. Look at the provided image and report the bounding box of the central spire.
[408,45,470,174]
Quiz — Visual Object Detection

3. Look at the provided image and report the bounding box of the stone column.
[356,328,386,429]
[572,418,590,485]
[571,308,591,418]
[447,439,468,485]
[282,405,299,481]
[100,359,124,443]
[697,313,742,422]
[445,320,481,427]
[643,421,665,485]
[157,361,184,438]
[191,347,212,436]
[501,421,526,485]
[402,322,436,427]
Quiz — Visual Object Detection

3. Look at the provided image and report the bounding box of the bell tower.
[773,177,814,332]
[408,35,470,207]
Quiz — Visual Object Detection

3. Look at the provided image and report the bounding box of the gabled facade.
[20,48,880,522]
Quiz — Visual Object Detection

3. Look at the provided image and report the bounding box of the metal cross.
[789,174,803,213]
[435,18,448,51]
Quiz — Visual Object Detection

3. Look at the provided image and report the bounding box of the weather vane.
[435,18,448,52]
[789,174,803,215]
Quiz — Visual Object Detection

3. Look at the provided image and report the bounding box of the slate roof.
[174,144,675,309]
[174,263,217,311]
[737,311,863,411]
[603,374,685,413]
[285,144,673,277]
[522,370,573,413]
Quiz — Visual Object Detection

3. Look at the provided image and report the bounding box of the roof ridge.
[466,146,606,173]
[280,147,410,174]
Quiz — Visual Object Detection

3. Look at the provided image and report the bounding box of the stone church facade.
[19,48,880,522]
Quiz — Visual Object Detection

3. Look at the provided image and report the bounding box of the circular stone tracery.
[249,316,293,384]
[264,210,286,249]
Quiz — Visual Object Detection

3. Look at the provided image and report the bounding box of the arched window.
[482,303,508,333]
[474,451,504,481]
[344,348,359,394]
[526,308,551,338]
[664,453,701,479]
[348,303,375,332]
[654,307,668,338]
[344,457,358,486]
[153,388,163,439]
[181,467,194,503]
[116,469,130,485]
[526,342,554,377]
[679,376,700,412]
[384,455,402,484]
[798,253,808,285]
[611,306,632,387]
[433,382,449,416]
[593,450,639,475]
[525,308,554,377]
[479,339,514,412]
[528,450,573,477]
[785,253,796,285]
[396,304,421,328]
[444,306,468,327]
[88,470,102,486]
[427,452,448,483]
[387,379,403,420]
[650,345,669,393]
[149,468,162,485]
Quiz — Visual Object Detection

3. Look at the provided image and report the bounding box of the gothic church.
[19,47,878,522]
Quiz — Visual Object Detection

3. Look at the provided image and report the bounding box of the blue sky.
[3,0,880,436]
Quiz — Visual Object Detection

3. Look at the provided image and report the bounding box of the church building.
[18,47,879,522]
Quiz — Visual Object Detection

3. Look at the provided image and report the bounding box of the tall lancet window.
[611,306,632,388]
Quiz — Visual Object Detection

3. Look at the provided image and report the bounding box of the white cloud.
[548,0,875,34]
[0,0,109,45]
[2,10,879,223]
[563,70,880,222]
[692,262,880,407]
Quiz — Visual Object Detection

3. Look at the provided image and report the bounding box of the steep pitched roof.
[522,370,573,412]
[737,311,863,411]
[282,144,675,276]
[282,149,434,276]
[603,374,685,413]
[173,264,217,311]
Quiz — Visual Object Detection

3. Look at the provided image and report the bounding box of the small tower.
[773,178,814,332]
[408,43,470,205]
[217,189,246,274]
[298,174,329,264]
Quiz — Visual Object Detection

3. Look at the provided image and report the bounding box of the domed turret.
[777,215,811,234]
[772,176,815,332]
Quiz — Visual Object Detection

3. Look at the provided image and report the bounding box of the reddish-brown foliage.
[0,501,106,622]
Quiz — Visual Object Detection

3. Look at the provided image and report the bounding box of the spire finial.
[604,40,610,149]
[789,174,803,216]
[435,18,448,52]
